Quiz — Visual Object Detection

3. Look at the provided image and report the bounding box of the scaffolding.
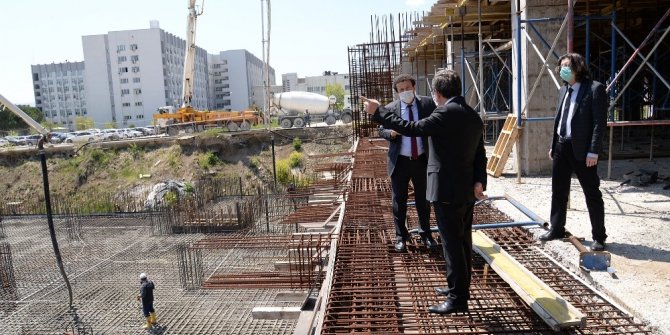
[349,0,670,178]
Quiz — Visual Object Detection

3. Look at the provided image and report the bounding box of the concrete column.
[514,0,567,175]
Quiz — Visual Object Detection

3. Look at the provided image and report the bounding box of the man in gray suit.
[379,74,437,252]
[540,52,608,251]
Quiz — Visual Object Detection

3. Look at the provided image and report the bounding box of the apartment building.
[31,62,86,128]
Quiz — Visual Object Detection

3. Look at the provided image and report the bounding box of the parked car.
[101,129,122,141]
[49,132,69,144]
[24,134,42,146]
[122,128,143,138]
[136,127,156,136]
[63,131,98,143]
[0,139,9,147]
[4,136,26,146]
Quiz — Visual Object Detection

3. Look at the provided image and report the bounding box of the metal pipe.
[613,24,670,91]
[515,0,523,183]
[567,0,574,52]
[609,25,670,108]
[606,7,670,92]
[478,0,485,119]
[609,8,617,116]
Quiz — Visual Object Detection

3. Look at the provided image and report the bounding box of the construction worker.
[136,273,157,329]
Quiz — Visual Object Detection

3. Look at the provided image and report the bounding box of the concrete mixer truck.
[272,91,353,128]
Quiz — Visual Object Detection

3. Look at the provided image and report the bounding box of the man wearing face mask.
[378,74,437,252]
[540,52,608,251]
[363,69,487,314]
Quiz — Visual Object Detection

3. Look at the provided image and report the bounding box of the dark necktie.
[559,87,573,137]
[407,103,418,159]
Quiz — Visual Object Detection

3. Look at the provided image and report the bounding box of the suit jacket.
[551,79,607,160]
[379,95,436,177]
[374,95,487,204]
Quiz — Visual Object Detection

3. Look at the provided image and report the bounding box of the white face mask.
[398,90,415,104]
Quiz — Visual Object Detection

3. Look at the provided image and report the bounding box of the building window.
[213,64,221,68]
[119,67,128,73]
[121,89,130,95]
[131,55,139,63]
[135,102,143,106]
[122,102,131,107]
[134,89,142,94]
[118,56,127,62]
[120,78,129,84]
[33,73,39,81]
[117,45,126,52]
[132,66,140,73]
[130,44,138,51]
[133,77,141,83]
[124,115,132,120]
[222,76,229,81]
[136,114,145,119]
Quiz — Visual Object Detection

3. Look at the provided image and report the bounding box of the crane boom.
[0,93,49,135]
[181,0,204,108]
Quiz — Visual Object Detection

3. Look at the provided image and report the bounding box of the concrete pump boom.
[182,0,204,108]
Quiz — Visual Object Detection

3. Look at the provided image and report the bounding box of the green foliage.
[292,137,302,151]
[163,191,179,206]
[275,159,291,184]
[74,116,94,130]
[103,121,118,129]
[201,127,225,138]
[166,145,182,169]
[184,182,195,194]
[198,151,221,169]
[325,83,345,110]
[41,120,60,131]
[0,104,44,131]
[129,143,143,159]
[128,123,136,128]
[249,156,261,169]
[88,148,112,166]
[288,151,303,168]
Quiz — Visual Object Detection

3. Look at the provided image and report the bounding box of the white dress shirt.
[399,100,424,158]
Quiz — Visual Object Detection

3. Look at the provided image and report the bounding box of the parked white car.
[122,128,143,138]
[64,131,99,143]
[0,138,9,147]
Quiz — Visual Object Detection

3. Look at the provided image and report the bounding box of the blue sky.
[0,0,432,105]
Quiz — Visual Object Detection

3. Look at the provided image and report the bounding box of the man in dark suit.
[362,69,487,315]
[379,74,437,252]
[540,52,608,251]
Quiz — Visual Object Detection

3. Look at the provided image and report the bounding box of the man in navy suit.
[379,74,437,252]
[363,69,487,315]
[540,52,608,251]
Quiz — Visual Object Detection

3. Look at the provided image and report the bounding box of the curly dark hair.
[392,74,416,92]
[432,69,461,99]
[557,53,591,82]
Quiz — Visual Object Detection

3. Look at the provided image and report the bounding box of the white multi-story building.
[31,62,86,129]
[81,21,209,127]
[281,71,352,108]
[209,50,276,111]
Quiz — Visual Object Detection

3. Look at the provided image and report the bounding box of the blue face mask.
[560,66,574,82]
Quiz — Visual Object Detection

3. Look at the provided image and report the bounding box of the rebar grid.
[0,216,298,334]
[197,233,330,290]
[319,139,651,334]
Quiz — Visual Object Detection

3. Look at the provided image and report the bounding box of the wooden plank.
[472,231,586,331]
[487,114,518,177]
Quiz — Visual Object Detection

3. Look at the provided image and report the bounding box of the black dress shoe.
[421,236,438,250]
[428,300,468,314]
[538,230,566,241]
[434,287,450,296]
[591,240,606,251]
[395,240,407,252]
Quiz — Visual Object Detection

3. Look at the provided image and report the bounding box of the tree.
[74,116,94,130]
[103,121,118,129]
[325,83,345,110]
[0,104,44,131]
[41,120,60,131]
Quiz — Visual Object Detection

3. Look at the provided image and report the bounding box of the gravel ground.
[486,150,670,334]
